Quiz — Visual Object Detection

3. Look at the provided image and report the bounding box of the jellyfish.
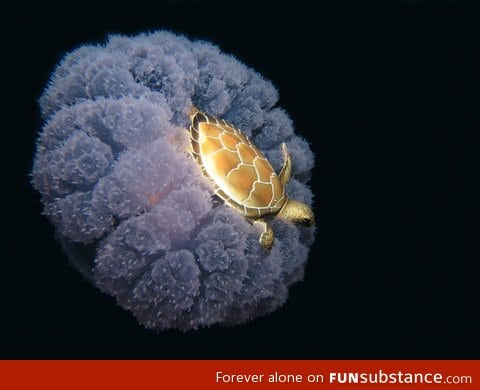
[31,31,316,331]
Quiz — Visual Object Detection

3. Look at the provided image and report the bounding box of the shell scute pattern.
[219,132,239,152]
[190,111,286,218]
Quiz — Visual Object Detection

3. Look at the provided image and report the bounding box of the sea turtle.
[188,107,314,250]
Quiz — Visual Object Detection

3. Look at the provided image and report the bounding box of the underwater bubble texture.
[32,31,315,331]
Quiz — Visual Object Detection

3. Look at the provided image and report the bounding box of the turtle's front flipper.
[279,143,292,188]
[254,218,274,250]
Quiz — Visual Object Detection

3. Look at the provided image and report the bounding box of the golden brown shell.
[189,110,286,218]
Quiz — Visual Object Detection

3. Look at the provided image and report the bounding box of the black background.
[2,0,477,358]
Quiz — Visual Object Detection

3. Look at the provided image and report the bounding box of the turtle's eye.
[301,214,315,227]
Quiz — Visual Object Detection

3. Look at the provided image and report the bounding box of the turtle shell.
[190,111,286,218]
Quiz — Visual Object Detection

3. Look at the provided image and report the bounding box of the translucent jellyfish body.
[31,31,315,331]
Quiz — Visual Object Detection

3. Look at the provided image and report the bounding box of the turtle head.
[278,199,315,227]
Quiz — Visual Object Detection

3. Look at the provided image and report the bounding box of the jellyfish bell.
[31,31,316,331]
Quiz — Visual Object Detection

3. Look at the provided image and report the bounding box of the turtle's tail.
[189,105,201,120]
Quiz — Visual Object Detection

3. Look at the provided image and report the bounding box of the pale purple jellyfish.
[31,31,315,331]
